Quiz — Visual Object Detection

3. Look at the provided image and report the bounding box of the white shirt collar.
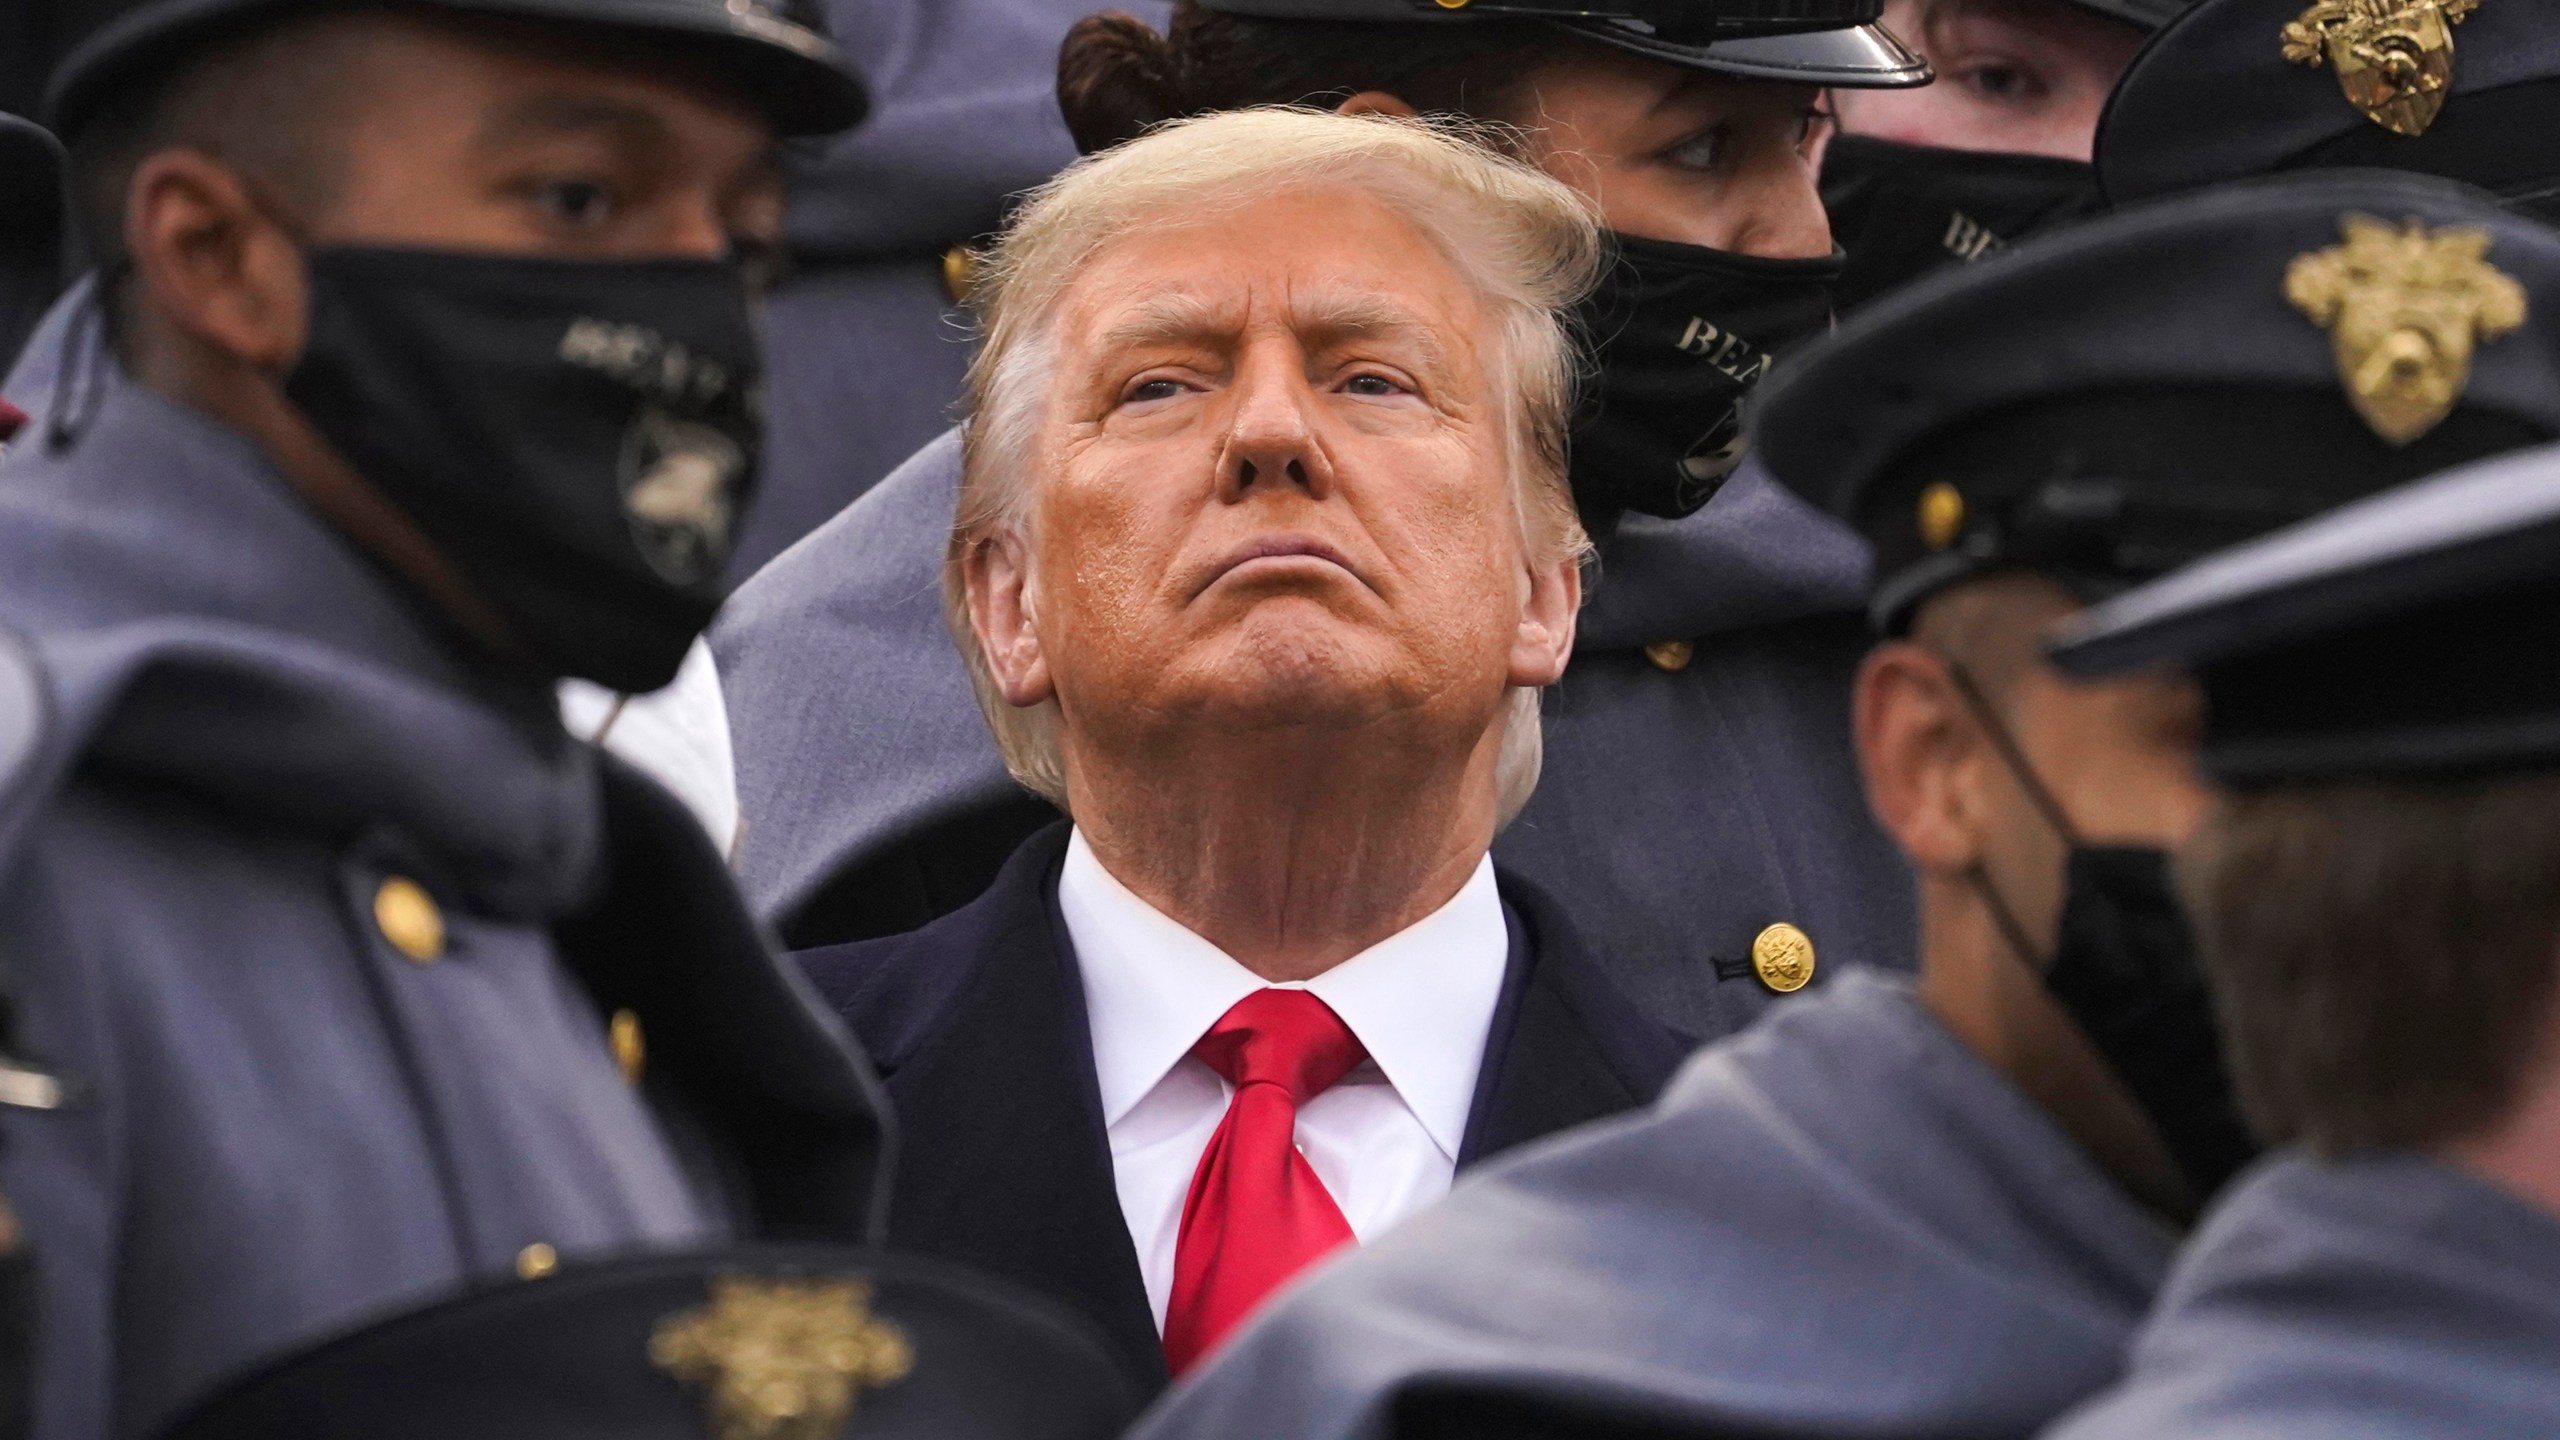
[1059,828,1509,1160]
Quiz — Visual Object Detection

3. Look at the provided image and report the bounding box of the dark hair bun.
[1057,9,1189,155]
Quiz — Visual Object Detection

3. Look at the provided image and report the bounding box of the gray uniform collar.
[0,361,600,919]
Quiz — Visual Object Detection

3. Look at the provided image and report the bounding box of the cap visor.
[1566,20,1931,87]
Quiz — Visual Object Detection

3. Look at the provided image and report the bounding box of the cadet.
[2099,0,2560,215]
[2043,446,2560,1439]
[1822,0,2181,311]
[0,3,891,1435]
[737,0,1166,574]
[720,0,1928,1045]
[1131,169,2560,1440]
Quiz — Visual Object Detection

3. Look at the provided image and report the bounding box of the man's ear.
[1337,91,1422,120]
[965,528,1056,708]
[1506,551,1580,689]
[125,150,309,371]
[1855,641,1993,875]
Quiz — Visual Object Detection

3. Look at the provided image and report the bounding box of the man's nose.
[1215,358,1336,502]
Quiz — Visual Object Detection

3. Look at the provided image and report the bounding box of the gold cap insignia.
[651,1277,914,1440]
[2286,215,2526,445]
[2281,0,2479,137]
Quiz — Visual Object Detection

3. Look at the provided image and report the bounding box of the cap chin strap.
[1940,656,2081,976]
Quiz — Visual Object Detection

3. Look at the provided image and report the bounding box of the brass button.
[940,245,979,306]
[1645,639,1695,673]
[1917,482,1966,551]
[610,1009,647,1087]
[373,876,445,964]
[516,1243,559,1281]
[1752,922,1816,994]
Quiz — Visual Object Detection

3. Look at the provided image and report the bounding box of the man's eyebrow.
[1094,292,1239,355]
[1296,293,1454,373]
[474,93,674,153]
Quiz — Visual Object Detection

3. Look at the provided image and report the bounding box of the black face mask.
[1945,664,2260,1208]
[287,248,764,695]
[1571,233,1843,522]
[1819,134,2109,315]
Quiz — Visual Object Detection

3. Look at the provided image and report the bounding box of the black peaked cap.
[45,0,869,138]
[153,1246,1140,1440]
[1195,0,1932,88]
[1752,168,2560,633]
[2049,440,2560,786]
[2100,0,2560,213]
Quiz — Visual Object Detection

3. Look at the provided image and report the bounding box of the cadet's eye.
[1663,124,1728,174]
[535,179,619,227]
[1958,60,2045,104]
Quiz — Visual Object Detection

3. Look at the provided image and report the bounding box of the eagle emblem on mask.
[2281,0,2478,137]
[2285,215,2526,445]
[620,404,746,586]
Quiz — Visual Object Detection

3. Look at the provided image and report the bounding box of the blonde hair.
[947,107,1601,817]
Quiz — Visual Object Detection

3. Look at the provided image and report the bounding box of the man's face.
[985,187,1571,766]
[290,14,783,273]
[1830,0,2146,160]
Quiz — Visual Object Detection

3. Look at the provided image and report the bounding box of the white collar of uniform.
[1059,827,1509,1161]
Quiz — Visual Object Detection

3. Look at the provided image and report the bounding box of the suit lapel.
[871,827,1170,1395]
[1458,873,1693,1168]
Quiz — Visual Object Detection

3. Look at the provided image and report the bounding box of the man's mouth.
[1197,534,1363,597]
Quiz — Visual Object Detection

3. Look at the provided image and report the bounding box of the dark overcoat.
[796,823,1691,1397]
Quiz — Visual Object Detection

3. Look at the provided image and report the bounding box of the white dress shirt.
[1057,828,1510,1332]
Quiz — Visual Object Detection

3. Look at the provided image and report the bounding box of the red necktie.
[1160,989,1368,1375]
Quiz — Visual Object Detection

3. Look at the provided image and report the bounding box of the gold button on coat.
[373,877,445,964]
[516,1243,559,1281]
[610,1009,647,1087]
[940,246,979,306]
[1752,922,1816,993]
[1645,639,1696,673]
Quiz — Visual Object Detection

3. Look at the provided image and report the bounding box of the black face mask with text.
[1946,664,2261,1208]
[1820,134,2109,315]
[287,248,763,695]
[1571,232,1843,522]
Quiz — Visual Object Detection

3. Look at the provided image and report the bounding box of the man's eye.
[1127,379,1185,404]
[535,180,618,226]
[1343,374,1406,397]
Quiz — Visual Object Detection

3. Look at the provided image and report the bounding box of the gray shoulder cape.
[2047,1152,2560,1440]
[0,365,885,1439]
[1136,969,2176,1440]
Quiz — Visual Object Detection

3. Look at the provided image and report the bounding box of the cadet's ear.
[965,528,1056,709]
[124,149,309,371]
[1855,641,1993,874]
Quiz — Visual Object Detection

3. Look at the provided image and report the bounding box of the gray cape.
[0,364,884,1439]
[1136,969,2176,1440]
[2047,1153,2560,1440]
[716,432,1916,1041]
[739,0,1172,573]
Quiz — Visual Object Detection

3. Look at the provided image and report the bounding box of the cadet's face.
[1974,583,2211,941]
[1507,48,1834,258]
[1830,0,2144,160]
[985,188,1572,758]
[298,16,784,275]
